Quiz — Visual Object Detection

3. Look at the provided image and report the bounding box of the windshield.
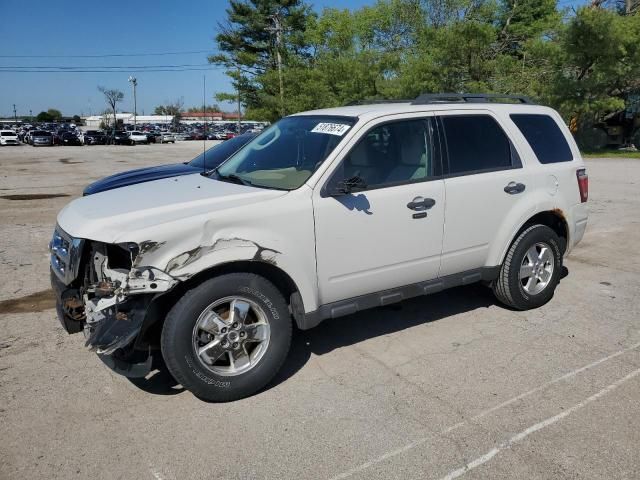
[1,132,15,136]
[216,115,355,190]
[189,133,256,170]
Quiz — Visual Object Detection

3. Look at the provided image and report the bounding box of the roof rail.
[411,93,534,105]
[345,99,413,106]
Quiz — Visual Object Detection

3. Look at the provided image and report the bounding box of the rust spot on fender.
[551,208,566,221]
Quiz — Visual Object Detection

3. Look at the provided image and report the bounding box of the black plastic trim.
[297,266,500,330]
[412,93,534,105]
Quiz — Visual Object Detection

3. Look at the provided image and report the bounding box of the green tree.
[210,0,315,120]
[552,7,640,117]
[154,99,184,126]
[46,108,63,120]
[36,111,54,122]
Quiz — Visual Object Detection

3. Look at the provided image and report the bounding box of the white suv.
[50,94,588,401]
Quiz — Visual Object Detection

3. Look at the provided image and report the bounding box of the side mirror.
[331,176,368,196]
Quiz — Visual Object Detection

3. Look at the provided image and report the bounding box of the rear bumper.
[568,202,589,253]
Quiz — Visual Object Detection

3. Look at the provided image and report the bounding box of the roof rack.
[411,93,534,105]
[345,99,413,106]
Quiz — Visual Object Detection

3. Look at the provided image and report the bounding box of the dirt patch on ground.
[59,158,83,165]
[0,193,70,201]
[0,289,55,314]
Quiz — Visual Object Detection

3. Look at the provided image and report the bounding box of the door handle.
[407,196,436,211]
[504,182,526,195]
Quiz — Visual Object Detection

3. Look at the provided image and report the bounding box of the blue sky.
[0,0,581,118]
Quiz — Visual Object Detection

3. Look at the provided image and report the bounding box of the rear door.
[437,111,536,276]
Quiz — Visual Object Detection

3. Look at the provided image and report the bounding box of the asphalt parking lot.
[0,143,639,480]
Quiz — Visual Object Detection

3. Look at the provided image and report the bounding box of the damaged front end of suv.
[50,226,178,377]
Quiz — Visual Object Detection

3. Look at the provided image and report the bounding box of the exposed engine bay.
[50,226,178,376]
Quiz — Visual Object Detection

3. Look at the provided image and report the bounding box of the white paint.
[328,342,640,480]
[439,366,640,480]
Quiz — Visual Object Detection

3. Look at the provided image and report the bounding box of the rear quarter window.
[510,114,573,164]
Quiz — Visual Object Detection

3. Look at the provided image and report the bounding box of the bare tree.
[98,86,124,132]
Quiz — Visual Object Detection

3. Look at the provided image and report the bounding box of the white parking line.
[328,341,640,480]
[440,366,640,479]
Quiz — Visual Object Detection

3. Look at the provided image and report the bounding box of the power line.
[0,67,222,73]
[0,50,213,58]
[0,63,220,70]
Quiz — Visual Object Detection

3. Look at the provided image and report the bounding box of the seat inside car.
[384,123,429,183]
[343,137,386,185]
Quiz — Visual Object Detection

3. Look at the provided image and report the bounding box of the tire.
[161,273,292,402]
[492,224,563,310]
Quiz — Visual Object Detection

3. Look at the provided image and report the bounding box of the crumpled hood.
[57,173,286,243]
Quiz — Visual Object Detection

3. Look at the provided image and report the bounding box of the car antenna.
[202,74,207,175]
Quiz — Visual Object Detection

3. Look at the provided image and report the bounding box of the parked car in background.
[159,132,176,143]
[0,130,20,146]
[128,131,149,145]
[146,132,162,143]
[59,132,81,146]
[110,131,131,145]
[82,130,107,145]
[174,133,193,141]
[31,130,54,146]
[82,132,257,195]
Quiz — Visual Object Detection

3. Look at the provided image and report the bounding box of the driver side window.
[336,118,433,190]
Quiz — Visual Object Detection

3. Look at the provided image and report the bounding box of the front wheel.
[161,273,292,402]
[492,224,563,310]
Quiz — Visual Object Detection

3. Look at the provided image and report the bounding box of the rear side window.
[510,114,573,164]
[440,115,514,175]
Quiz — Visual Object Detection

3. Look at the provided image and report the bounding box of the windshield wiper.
[204,167,288,191]
[214,170,253,187]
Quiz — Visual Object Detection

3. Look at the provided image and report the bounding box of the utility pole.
[128,76,138,127]
[269,13,285,117]
[12,104,17,123]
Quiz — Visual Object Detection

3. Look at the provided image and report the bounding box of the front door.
[313,116,445,305]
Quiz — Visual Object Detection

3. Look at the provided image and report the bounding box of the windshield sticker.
[311,123,351,136]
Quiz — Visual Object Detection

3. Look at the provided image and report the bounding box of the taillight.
[576,168,588,203]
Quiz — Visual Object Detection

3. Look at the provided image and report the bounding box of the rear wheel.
[493,224,563,310]
[161,273,292,402]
